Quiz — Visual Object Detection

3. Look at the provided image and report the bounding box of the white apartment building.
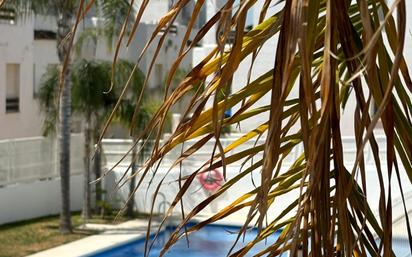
[1,0,412,139]
[192,0,412,136]
[0,1,195,140]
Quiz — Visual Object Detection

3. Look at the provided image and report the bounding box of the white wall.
[0,17,43,139]
[0,175,83,225]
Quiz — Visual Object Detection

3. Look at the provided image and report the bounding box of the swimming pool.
[88,224,280,257]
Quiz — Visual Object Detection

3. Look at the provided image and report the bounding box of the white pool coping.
[25,219,160,257]
[27,233,144,257]
[25,214,248,257]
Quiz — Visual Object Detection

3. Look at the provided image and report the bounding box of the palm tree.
[7,0,134,233]
[39,59,142,219]
[110,62,148,217]
[7,0,79,234]
[71,59,114,219]
[37,66,60,138]
[73,59,144,217]
[117,99,160,217]
[38,61,99,221]
[99,0,412,256]
[74,0,137,215]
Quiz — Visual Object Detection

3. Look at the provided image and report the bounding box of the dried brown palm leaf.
[79,0,412,256]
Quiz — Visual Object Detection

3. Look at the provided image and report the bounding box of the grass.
[0,212,131,257]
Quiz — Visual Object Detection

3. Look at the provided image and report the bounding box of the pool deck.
[26,219,160,257]
[25,214,247,257]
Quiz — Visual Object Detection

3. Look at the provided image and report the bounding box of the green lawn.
[0,213,129,257]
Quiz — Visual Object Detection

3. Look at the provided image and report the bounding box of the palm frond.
[90,0,412,256]
[37,65,60,136]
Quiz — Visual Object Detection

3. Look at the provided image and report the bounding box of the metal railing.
[102,134,389,170]
[0,134,84,186]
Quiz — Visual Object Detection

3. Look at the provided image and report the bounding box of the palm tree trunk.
[94,134,102,215]
[58,65,72,233]
[126,137,138,217]
[82,119,92,220]
[57,11,73,234]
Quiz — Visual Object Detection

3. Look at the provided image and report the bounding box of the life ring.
[198,169,223,192]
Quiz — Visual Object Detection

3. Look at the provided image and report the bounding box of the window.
[34,30,57,40]
[6,64,20,113]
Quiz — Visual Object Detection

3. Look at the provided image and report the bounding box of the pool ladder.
[156,192,170,218]
[156,192,172,245]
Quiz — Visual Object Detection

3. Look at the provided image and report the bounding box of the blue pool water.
[89,224,280,257]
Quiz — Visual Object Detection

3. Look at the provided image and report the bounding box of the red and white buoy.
[198,168,223,192]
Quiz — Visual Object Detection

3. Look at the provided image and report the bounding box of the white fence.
[102,134,410,223]
[102,134,389,169]
[0,134,409,226]
[0,134,85,225]
[0,134,83,186]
